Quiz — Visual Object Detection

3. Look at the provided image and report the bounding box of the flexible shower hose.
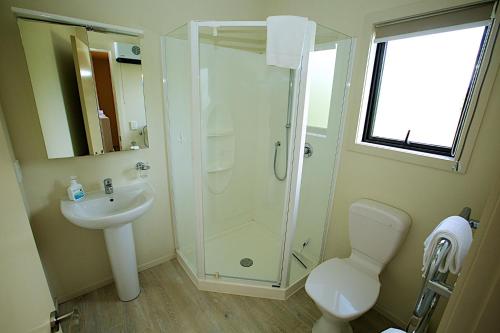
[273,69,294,182]
[273,125,290,181]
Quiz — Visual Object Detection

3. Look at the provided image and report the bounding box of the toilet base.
[312,315,353,333]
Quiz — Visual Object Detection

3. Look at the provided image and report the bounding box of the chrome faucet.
[136,162,151,171]
[103,178,113,194]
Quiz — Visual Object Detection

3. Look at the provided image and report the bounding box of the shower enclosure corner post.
[160,35,180,258]
[279,22,317,288]
[318,38,356,265]
[188,20,206,279]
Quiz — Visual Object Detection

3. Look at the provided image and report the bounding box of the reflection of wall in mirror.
[119,62,147,149]
[87,31,147,151]
[18,19,89,158]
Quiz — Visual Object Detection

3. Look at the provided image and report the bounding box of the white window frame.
[350,2,499,173]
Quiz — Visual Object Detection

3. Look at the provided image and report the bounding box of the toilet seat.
[305,258,380,320]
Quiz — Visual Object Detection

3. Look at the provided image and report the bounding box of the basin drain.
[240,258,253,267]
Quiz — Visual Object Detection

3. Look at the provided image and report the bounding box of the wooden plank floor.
[61,259,398,333]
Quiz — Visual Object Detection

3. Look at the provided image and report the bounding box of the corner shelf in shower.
[207,129,234,137]
[206,164,233,173]
[205,108,235,194]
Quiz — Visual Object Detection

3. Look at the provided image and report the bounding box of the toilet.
[306,199,411,333]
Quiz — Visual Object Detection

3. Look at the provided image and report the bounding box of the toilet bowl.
[306,199,411,333]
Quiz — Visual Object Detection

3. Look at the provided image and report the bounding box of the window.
[362,2,496,157]
[307,48,337,130]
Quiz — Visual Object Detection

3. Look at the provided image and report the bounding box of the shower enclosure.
[163,20,353,297]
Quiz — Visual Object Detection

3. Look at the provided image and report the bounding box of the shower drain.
[240,258,253,267]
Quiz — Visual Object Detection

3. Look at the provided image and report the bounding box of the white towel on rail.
[422,215,473,275]
[266,16,309,69]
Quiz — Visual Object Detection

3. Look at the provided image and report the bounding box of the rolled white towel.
[423,216,473,275]
[266,16,309,69]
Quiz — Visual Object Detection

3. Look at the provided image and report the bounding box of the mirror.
[18,19,149,158]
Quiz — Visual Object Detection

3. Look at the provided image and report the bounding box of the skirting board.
[57,253,176,303]
[285,273,307,299]
[374,303,408,329]
[175,251,200,287]
[138,253,176,272]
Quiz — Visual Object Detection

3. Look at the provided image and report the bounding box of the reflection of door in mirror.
[90,51,121,152]
[70,34,104,155]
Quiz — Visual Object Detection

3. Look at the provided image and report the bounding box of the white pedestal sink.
[60,182,154,301]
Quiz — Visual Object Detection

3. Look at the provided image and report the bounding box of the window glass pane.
[372,26,484,147]
[307,49,336,129]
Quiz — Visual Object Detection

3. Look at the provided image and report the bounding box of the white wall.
[0,0,267,301]
[0,103,55,333]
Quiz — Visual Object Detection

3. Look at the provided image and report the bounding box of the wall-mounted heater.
[113,42,141,64]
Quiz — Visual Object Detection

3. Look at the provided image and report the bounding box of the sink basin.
[60,182,154,301]
[61,182,154,229]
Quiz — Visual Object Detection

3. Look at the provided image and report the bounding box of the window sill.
[349,140,465,173]
[306,126,327,138]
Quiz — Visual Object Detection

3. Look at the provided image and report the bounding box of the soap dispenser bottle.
[67,176,85,201]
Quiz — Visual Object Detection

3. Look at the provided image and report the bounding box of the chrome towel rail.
[407,238,452,333]
[407,207,478,333]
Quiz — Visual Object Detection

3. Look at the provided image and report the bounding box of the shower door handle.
[304,143,313,158]
[50,308,79,332]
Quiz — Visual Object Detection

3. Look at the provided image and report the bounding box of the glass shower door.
[287,24,353,286]
[198,25,294,283]
[164,24,199,273]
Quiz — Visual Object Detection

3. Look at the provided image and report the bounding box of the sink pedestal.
[60,183,154,301]
[104,223,140,301]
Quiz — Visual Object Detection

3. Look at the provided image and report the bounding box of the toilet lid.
[305,258,380,320]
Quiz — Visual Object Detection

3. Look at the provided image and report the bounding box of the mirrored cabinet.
[18,18,149,159]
